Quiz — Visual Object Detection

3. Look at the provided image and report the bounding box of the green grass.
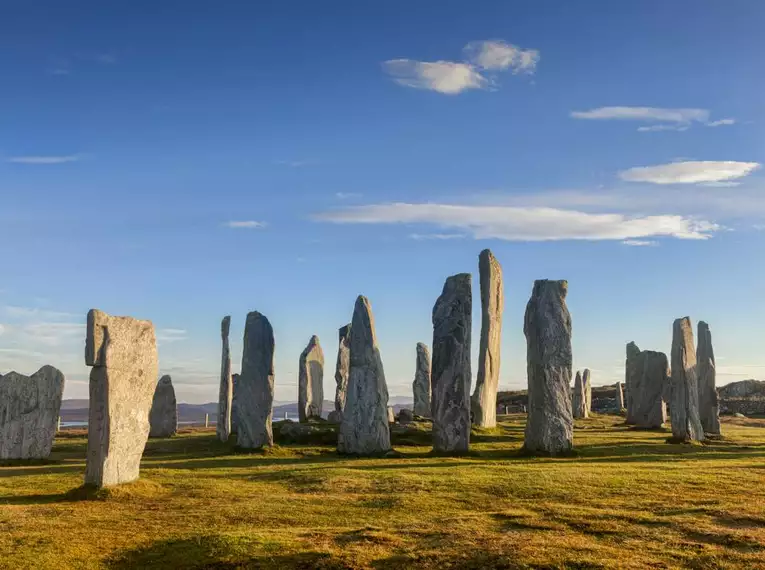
[2,414,765,569]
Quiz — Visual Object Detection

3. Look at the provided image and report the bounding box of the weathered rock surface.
[149,375,177,438]
[625,342,642,424]
[670,317,705,442]
[697,321,721,435]
[472,249,504,428]
[337,296,391,455]
[522,280,573,455]
[583,369,592,413]
[387,406,395,423]
[398,408,414,424]
[217,316,233,442]
[632,351,669,428]
[616,382,625,410]
[238,312,275,449]
[412,342,431,417]
[230,373,240,435]
[431,273,472,454]
[298,336,324,422]
[0,366,65,459]
[84,309,158,487]
[327,410,342,423]
[333,324,352,421]
[572,370,587,419]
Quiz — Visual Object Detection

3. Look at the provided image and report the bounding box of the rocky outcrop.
[583,369,592,413]
[522,280,573,455]
[431,273,472,454]
[149,375,177,438]
[0,366,65,459]
[217,316,233,442]
[472,249,504,428]
[670,317,704,442]
[238,312,275,449]
[719,380,765,399]
[412,342,431,417]
[84,309,158,487]
[333,324,351,421]
[697,321,721,435]
[625,342,642,424]
[572,370,587,419]
[632,351,669,428]
[298,336,324,422]
[337,296,391,455]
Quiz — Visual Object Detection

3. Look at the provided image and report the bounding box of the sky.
[1,1,764,404]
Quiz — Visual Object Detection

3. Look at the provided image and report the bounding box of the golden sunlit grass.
[2,414,765,569]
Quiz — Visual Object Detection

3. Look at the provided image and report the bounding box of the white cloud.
[2,306,76,320]
[636,124,690,132]
[571,106,709,124]
[383,59,487,94]
[224,221,266,229]
[706,118,736,127]
[622,239,658,247]
[314,202,718,242]
[335,192,362,200]
[619,161,760,185]
[409,233,466,240]
[7,155,80,164]
[463,40,539,73]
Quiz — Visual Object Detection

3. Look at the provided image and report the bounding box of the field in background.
[2,415,765,569]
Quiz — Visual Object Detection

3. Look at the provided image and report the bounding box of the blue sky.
[1,1,764,404]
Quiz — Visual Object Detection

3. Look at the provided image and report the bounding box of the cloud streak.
[619,161,760,185]
[7,155,81,164]
[224,221,266,229]
[570,106,735,132]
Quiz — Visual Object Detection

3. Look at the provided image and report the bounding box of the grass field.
[2,414,765,569]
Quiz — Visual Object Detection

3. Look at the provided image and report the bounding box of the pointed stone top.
[416,342,429,353]
[350,296,378,360]
[245,311,271,326]
[574,370,582,384]
[302,335,322,357]
[158,374,172,386]
[627,341,641,358]
[583,369,591,381]
[339,324,351,341]
[221,316,231,338]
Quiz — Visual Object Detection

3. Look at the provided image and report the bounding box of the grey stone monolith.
[337,296,391,455]
[387,406,395,423]
[230,373,240,435]
[522,280,573,455]
[0,366,65,459]
[583,369,592,414]
[333,324,352,421]
[149,375,177,438]
[217,316,233,442]
[670,317,704,442]
[625,341,641,424]
[84,309,158,487]
[238,312,275,449]
[298,335,324,422]
[697,321,720,435]
[616,382,625,410]
[572,370,587,419]
[472,249,503,428]
[431,273,472,454]
[632,350,669,428]
[412,342,431,417]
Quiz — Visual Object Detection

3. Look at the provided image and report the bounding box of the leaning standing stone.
[522,280,573,455]
[298,335,324,422]
[0,366,65,459]
[431,273,472,454]
[238,312,275,449]
[412,342,431,417]
[333,324,352,421]
[84,309,158,487]
[572,370,587,419]
[625,342,641,424]
[337,296,391,455]
[696,321,721,435]
[670,317,704,442]
[217,316,233,442]
[472,249,504,428]
[149,375,178,438]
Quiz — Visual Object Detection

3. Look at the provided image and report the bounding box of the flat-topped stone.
[238,311,275,449]
[149,375,177,438]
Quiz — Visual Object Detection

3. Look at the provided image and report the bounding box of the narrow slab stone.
[431,273,472,454]
[632,350,669,428]
[616,382,625,410]
[333,324,352,421]
[625,341,641,424]
[583,369,592,413]
[522,280,573,455]
[387,406,395,423]
[85,309,158,487]
[217,316,233,442]
[298,335,324,422]
[670,317,704,442]
[149,375,177,438]
[0,366,65,459]
[697,321,721,435]
[412,342,431,417]
[472,249,504,428]
[337,296,391,455]
[230,373,240,435]
[572,370,587,419]
[238,312,275,449]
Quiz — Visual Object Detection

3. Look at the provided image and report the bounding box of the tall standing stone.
[84,309,158,487]
[572,370,587,419]
[522,280,573,455]
[298,335,324,422]
[230,373,240,435]
[696,321,720,435]
[238,312,275,449]
[632,350,669,428]
[412,342,431,417]
[0,366,65,459]
[431,273,472,454]
[583,369,592,414]
[471,249,504,428]
[625,342,641,424]
[337,296,391,455]
[332,324,352,421]
[149,375,178,438]
[217,316,233,442]
[616,382,625,410]
[670,317,704,442]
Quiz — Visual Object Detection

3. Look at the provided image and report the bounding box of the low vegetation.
[2,414,765,569]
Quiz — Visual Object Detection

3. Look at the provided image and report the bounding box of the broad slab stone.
[333,324,352,420]
[0,366,65,459]
[84,309,158,487]
[522,280,573,455]
[472,249,504,428]
[298,336,324,422]
[412,342,431,417]
[670,317,705,442]
[337,296,391,455]
[583,369,592,413]
[230,373,240,435]
[238,312,275,449]
[431,273,472,454]
[572,370,587,419]
[616,382,625,410]
[632,350,669,428]
[697,321,721,435]
[149,375,177,438]
[398,408,414,424]
[625,342,641,424]
[217,316,233,442]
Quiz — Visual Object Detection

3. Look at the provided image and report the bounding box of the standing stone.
[472,249,504,428]
[670,317,704,442]
[387,406,395,423]
[217,316,233,442]
[238,312,275,449]
[333,324,352,421]
[431,273,472,454]
[583,369,592,414]
[572,370,587,419]
[298,336,324,422]
[632,350,669,428]
[337,296,391,455]
[522,280,573,455]
[149,375,178,438]
[84,309,158,487]
[616,382,625,410]
[230,373,240,435]
[625,342,641,424]
[697,321,721,435]
[0,366,65,459]
[412,342,431,417]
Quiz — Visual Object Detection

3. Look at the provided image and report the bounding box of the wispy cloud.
[6,155,81,164]
[409,233,466,240]
[224,221,267,229]
[570,106,735,132]
[622,239,658,247]
[706,118,736,127]
[619,161,760,185]
[156,328,187,343]
[636,124,690,133]
[335,192,362,200]
[274,159,317,168]
[462,40,539,74]
[2,306,76,320]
